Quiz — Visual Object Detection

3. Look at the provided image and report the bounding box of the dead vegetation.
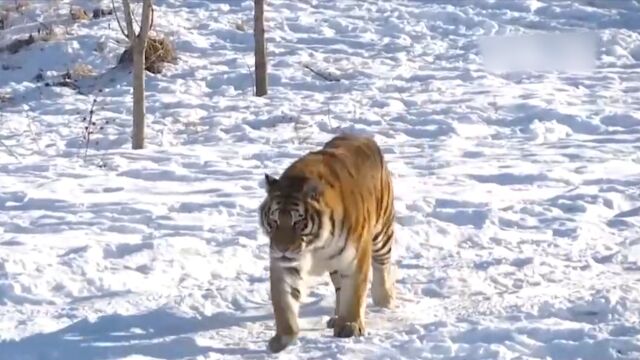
[69,6,90,22]
[40,63,97,92]
[117,35,177,74]
[0,23,58,54]
[112,1,177,74]
[0,1,115,55]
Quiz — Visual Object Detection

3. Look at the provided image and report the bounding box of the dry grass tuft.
[117,35,177,74]
[70,63,96,78]
[69,6,90,21]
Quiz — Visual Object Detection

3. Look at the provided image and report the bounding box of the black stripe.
[373,257,389,266]
[285,267,301,278]
[290,287,301,301]
[373,229,393,254]
[310,207,320,237]
[328,225,349,260]
[330,270,340,292]
[374,238,392,256]
[372,221,392,252]
[371,231,383,246]
[374,240,393,258]
[329,211,336,238]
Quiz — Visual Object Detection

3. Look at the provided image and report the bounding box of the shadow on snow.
[0,308,270,360]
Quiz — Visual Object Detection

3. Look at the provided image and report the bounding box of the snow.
[1,0,640,359]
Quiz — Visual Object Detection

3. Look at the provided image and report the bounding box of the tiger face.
[259,174,324,265]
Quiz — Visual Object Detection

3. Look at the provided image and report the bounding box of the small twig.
[83,98,97,161]
[131,3,155,35]
[131,2,142,30]
[119,0,136,43]
[352,103,357,122]
[0,112,20,162]
[303,64,341,82]
[242,55,255,96]
[25,113,42,152]
[129,2,154,34]
[111,0,128,39]
[138,0,153,45]
[0,138,20,162]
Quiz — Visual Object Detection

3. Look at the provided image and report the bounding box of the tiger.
[258,133,396,353]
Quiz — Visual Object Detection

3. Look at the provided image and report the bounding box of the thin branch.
[138,0,153,44]
[130,2,154,34]
[83,98,97,161]
[26,114,42,152]
[131,2,141,29]
[303,64,341,82]
[148,4,155,36]
[121,0,135,43]
[242,55,255,96]
[0,138,20,162]
[111,0,129,39]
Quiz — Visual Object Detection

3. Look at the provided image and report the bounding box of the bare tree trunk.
[131,42,146,149]
[131,0,153,149]
[120,0,153,150]
[254,0,267,97]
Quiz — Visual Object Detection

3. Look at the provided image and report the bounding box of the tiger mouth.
[271,254,299,264]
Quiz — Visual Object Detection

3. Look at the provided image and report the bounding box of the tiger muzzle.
[270,230,303,264]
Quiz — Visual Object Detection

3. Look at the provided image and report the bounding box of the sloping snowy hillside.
[1,0,640,359]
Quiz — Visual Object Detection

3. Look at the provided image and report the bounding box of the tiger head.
[259,173,324,265]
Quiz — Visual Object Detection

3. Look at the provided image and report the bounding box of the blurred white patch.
[478,32,599,73]
[527,119,573,144]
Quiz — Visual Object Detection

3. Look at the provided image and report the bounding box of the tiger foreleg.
[333,248,371,338]
[268,264,303,353]
[326,270,341,329]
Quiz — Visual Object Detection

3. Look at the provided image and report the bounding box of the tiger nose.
[273,241,294,253]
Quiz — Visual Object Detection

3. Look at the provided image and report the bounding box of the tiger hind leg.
[372,262,395,308]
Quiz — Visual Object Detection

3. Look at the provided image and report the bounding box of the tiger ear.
[264,173,279,192]
[303,179,323,200]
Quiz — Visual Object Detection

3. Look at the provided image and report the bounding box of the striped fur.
[258,134,396,353]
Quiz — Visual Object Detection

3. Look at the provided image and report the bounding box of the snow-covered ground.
[1,0,640,359]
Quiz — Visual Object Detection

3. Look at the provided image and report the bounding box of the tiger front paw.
[267,334,296,353]
[333,317,365,338]
[326,316,337,329]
